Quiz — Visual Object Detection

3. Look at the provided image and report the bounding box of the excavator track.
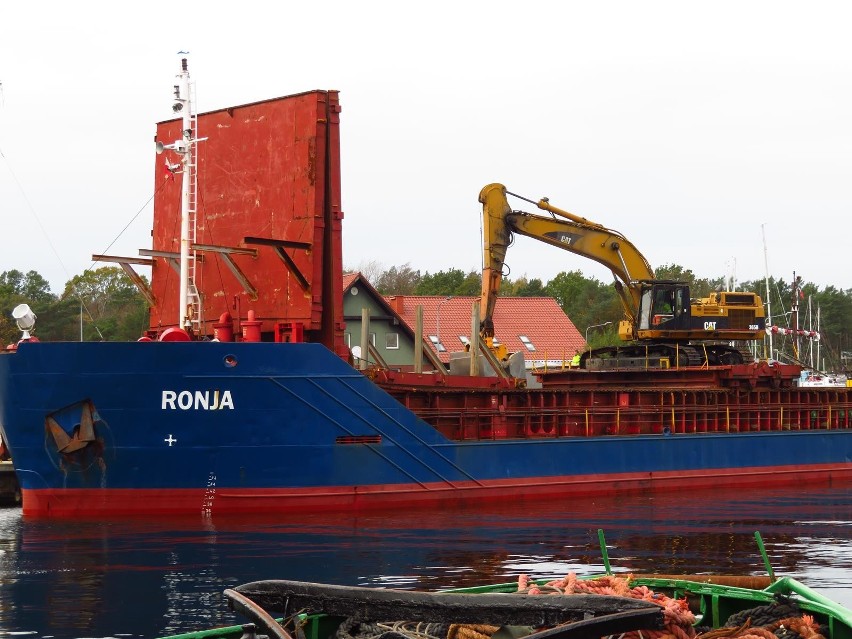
[582,343,728,369]
[703,344,748,366]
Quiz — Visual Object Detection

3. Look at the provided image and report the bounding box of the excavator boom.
[480,183,653,332]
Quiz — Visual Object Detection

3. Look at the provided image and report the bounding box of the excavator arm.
[479,183,655,339]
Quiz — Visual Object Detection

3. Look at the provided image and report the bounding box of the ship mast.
[157,58,201,332]
[176,58,195,331]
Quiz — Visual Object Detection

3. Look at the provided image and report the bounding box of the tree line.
[0,268,148,346]
[3,263,851,372]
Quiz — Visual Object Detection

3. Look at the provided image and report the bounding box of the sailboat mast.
[761,224,773,360]
[791,271,801,361]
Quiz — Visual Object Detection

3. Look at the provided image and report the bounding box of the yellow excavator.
[479,183,765,368]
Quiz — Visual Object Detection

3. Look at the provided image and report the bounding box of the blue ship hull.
[1,340,852,517]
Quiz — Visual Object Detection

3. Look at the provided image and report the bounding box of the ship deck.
[372,363,852,440]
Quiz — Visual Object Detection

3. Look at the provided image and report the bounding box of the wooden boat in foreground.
[160,534,852,639]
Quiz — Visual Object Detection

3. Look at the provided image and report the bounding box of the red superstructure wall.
[150,90,345,354]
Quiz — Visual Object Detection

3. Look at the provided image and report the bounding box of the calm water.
[1,484,852,639]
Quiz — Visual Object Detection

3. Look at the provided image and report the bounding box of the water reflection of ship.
[6,484,852,638]
[386,514,808,589]
[13,517,227,637]
[8,519,110,635]
[410,531,802,591]
[350,484,850,590]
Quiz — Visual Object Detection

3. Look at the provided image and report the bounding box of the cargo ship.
[0,60,851,518]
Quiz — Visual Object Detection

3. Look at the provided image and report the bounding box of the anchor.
[45,401,98,454]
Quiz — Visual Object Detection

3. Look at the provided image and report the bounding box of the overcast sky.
[1,1,850,299]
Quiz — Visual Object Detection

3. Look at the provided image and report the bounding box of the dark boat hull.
[159,576,852,639]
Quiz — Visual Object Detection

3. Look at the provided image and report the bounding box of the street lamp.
[585,321,612,348]
[435,296,453,346]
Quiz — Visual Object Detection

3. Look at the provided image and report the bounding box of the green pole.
[598,529,612,575]
[754,531,776,581]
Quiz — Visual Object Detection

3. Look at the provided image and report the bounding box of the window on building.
[386,332,399,349]
[428,334,446,353]
[519,335,536,352]
[459,335,470,346]
[344,332,351,347]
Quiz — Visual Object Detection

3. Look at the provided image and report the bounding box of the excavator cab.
[636,279,764,346]
[638,281,690,331]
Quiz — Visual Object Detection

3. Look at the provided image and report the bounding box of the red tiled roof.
[385,295,585,364]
